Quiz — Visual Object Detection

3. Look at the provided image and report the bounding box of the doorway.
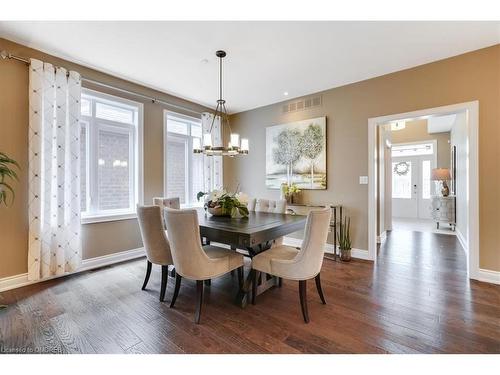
[391,141,436,220]
[367,101,479,280]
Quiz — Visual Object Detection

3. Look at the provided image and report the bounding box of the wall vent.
[282,95,322,113]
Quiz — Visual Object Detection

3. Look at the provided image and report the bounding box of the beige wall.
[390,119,451,168]
[0,38,209,278]
[225,44,500,271]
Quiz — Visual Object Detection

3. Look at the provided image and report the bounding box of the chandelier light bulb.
[193,137,202,153]
[240,138,249,153]
[230,133,240,149]
[203,133,213,148]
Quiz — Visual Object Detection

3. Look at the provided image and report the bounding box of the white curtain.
[27,59,82,281]
[201,112,223,192]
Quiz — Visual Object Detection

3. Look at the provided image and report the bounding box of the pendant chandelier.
[193,50,249,156]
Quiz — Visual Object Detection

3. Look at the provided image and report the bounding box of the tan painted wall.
[225,44,500,271]
[390,119,451,168]
[0,38,209,278]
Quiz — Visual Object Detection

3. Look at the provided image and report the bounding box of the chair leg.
[195,280,204,324]
[204,279,211,286]
[252,270,259,305]
[278,277,283,287]
[237,266,244,289]
[141,260,152,290]
[170,274,182,308]
[170,266,176,278]
[315,274,326,304]
[160,265,168,302]
[299,280,310,323]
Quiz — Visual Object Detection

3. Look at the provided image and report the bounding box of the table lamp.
[431,168,451,197]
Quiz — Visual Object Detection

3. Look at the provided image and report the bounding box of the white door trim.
[368,101,479,280]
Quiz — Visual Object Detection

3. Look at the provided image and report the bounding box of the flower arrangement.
[280,183,301,204]
[197,189,249,218]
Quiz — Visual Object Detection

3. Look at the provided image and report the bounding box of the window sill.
[81,212,137,225]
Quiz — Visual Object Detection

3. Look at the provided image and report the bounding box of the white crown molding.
[0,247,145,293]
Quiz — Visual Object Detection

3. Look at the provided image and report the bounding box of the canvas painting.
[266,116,327,190]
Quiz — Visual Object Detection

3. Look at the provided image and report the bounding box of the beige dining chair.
[137,205,174,302]
[164,208,245,324]
[247,198,287,247]
[251,207,332,323]
[152,197,180,228]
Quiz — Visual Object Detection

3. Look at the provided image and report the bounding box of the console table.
[287,203,343,260]
[430,195,456,230]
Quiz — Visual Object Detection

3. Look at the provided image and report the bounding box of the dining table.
[196,208,307,308]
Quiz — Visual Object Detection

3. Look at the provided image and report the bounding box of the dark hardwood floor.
[1,230,499,353]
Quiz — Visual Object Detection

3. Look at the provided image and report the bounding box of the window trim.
[163,110,204,207]
[80,88,144,224]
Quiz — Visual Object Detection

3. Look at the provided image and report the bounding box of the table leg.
[233,244,279,308]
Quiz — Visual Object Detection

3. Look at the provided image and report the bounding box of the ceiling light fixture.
[193,50,248,157]
[283,91,289,96]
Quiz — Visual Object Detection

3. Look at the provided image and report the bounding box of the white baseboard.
[377,231,387,244]
[0,247,145,293]
[456,228,468,254]
[473,269,500,285]
[80,247,145,271]
[283,236,371,261]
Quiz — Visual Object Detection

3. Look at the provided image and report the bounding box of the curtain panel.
[201,112,223,192]
[27,59,82,281]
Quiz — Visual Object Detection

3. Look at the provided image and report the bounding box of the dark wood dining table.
[196,208,307,307]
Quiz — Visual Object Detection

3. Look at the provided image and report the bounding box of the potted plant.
[337,216,352,262]
[281,183,301,204]
[0,151,19,207]
[197,189,249,218]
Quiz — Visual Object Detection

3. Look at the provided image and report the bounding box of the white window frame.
[81,88,144,224]
[163,111,204,208]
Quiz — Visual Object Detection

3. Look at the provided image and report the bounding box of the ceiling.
[427,114,457,133]
[1,21,499,113]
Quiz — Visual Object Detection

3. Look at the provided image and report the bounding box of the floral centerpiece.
[197,189,249,218]
[280,183,301,204]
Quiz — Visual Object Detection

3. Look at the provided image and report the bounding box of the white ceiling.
[1,21,499,113]
[427,114,457,133]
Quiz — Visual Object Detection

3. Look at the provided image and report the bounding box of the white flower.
[236,192,248,204]
[209,189,224,202]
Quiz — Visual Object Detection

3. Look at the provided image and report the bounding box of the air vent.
[282,95,322,113]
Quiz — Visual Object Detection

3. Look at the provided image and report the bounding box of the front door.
[392,154,435,219]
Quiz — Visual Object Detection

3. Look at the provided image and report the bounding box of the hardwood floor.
[1,230,499,353]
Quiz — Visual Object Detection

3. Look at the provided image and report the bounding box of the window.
[422,160,431,199]
[80,89,143,223]
[391,142,434,157]
[164,112,204,206]
[392,161,412,199]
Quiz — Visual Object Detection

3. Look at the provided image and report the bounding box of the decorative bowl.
[207,206,231,217]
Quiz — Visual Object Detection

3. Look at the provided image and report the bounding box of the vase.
[340,248,351,262]
[207,206,230,217]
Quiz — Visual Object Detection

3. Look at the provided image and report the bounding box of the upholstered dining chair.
[152,197,180,228]
[164,208,245,324]
[247,198,287,247]
[136,205,174,302]
[250,207,332,323]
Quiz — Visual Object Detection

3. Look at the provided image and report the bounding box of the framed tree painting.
[266,116,327,190]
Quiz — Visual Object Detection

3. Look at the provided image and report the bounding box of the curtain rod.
[0,50,204,116]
